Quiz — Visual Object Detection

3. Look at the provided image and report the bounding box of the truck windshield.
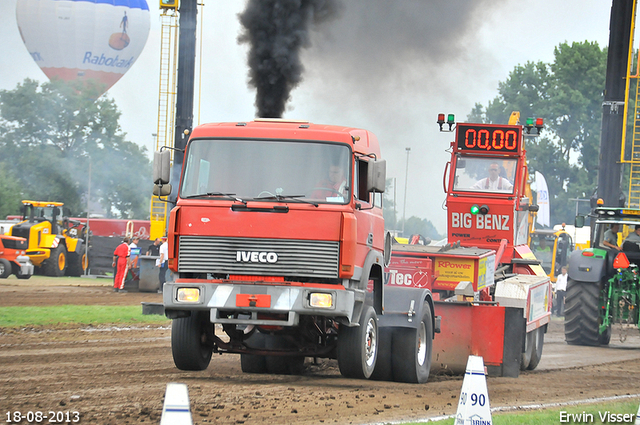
[180,139,352,204]
[453,156,517,194]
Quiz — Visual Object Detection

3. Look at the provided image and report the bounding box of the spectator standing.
[555,266,568,316]
[146,238,162,256]
[129,236,141,268]
[157,237,168,293]
[112,237,130,293]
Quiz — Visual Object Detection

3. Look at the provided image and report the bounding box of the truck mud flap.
[431,301,523,378]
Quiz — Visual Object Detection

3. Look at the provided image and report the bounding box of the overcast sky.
[0,0,617,230]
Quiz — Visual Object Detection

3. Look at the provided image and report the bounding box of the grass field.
[0,305,170,327]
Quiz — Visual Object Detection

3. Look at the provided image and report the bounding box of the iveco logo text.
[236,251,278,263]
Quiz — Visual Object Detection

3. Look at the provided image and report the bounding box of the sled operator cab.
[440,113,544,266]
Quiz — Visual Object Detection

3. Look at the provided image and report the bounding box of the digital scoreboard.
[455,123,522,154]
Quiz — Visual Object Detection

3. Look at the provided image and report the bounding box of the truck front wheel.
[337,306,378,379]
[171,312,213,371]
[564,279,601,346]
[391,304,433,383]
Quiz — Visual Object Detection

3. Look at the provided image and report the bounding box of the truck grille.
[1,238,27,250]
[178,236,339,279]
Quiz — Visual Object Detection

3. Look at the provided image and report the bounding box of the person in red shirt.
[112,237,131,293]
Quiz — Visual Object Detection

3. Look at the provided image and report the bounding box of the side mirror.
[366,159,386,193]
[529,204,540,212]
[575,215,585,229]
[153,150,171,185]
[153,184,172,197]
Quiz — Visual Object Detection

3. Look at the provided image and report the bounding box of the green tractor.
[565,206,640,345]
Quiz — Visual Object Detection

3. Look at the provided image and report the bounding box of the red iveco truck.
[154,119,438,383]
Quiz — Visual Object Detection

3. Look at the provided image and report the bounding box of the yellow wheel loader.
[8,201,87,277]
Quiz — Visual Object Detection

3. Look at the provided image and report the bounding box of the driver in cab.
[471,162,513,191]
[312,164,347,199]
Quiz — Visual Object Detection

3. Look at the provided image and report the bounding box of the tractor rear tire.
[43,245,67,277]
[337,306,379,379]
[564,279,601,346]
[0,259,11,279]
[171,312,213,371]
[391,305,433,383]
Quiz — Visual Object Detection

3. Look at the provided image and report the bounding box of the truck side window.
[356,159,369,203]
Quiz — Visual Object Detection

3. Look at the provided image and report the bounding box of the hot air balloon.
[16,0,150,98]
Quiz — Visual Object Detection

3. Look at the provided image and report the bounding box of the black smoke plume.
[238,0,340,118]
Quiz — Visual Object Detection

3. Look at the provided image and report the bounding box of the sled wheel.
[391,305,433,383]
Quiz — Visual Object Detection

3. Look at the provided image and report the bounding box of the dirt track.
[2,277,640,424]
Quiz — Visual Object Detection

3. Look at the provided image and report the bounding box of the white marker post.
[454,355,492,425]
[635,400,640,425]
[160,383,193,425]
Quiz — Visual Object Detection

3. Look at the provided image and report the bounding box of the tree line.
[0,79,151,220]
[468,41,608,225]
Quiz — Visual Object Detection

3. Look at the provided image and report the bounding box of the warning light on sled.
[437,113,456,132]
[471,204,489,215]
[525,117,544,135]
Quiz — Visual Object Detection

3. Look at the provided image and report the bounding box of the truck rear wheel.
[0,259,11,279]
[43,245,67,277]
[391,305,433,383]
[337,305,378,379]
[564,279,601,346]
[240,332,267,374]
[171,312,213,371]
[264,335,305,375]
[370,327,393,381]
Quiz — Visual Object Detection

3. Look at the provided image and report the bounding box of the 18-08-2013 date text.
[5,411,80,423]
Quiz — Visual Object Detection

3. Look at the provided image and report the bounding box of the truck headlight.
[177,287,200,303]
[309,292,333,308]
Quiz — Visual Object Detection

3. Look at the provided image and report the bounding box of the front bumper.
[163,281,358,326]
[16,255,34,276]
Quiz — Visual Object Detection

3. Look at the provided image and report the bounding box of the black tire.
[521,329,534,371]
[598,324,612,345]
[391,305,433,383]
[370,327,393,381]
[526,327,545,370]
[240,332,267,374]
[66,252,85,277]
[264,335,305,375]
[337,306,379,379]
[42,245,67,277]
[0,259,11,279]
[564,279,601,346]
[171,312,213,371]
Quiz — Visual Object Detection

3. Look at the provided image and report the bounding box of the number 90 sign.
[456,124,521,153]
